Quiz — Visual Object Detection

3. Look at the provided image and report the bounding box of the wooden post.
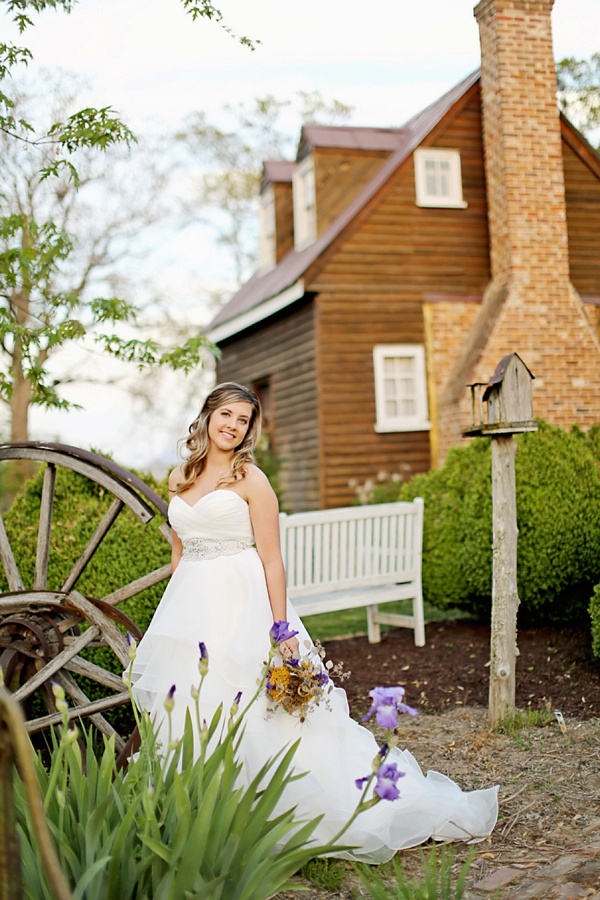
[488,436,520,728]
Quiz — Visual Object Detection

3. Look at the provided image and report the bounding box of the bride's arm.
[168,467,183,573]
[245,467,299,655]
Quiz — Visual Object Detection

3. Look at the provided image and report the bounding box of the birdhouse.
[464,353,538,437]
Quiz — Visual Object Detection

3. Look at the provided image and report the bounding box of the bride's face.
[208,401,253,451]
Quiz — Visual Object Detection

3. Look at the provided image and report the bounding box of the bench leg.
[367,605,382,644]
[413,590,426,647]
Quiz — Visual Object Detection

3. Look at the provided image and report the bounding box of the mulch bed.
[324,620,600,722]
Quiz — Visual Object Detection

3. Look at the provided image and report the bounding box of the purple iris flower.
[361,686,418,729]
[230,690,242,715]
[164,684,176,713]
[198,642,209,676]
[374,762,405,801]
[269,621,299,645]
[316,671,329,685]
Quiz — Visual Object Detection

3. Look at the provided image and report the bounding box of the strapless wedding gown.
[130,490,498,863]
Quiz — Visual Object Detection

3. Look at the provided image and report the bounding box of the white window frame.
[258,186,276,273]
[414,148,468,209]
[292,156,317,250]
[373,344,432,433]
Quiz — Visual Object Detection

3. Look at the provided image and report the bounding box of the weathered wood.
[63,656,125,692]
[46,670,125,752]
[11,626,100,704]
[488,436,520,728]
[34,464,56,591]
[67,591,130,668]
[25,689,131,735]
[100,563,172,607]
[0,519,24,593]
[61,498,124,592]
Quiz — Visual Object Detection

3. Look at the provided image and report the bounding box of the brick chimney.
[439,0,600,455]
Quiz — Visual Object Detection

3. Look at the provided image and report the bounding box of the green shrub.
[399,422,600,627]
[590,584,600,658]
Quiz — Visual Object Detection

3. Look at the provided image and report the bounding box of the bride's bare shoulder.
[243,464,274,494]
[168,465,185,493]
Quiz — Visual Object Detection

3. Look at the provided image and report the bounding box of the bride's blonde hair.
[175,382,262,494]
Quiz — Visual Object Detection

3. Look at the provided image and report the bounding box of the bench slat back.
[280,499,423,597]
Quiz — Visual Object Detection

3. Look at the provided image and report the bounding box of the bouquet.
[266,622,349,723]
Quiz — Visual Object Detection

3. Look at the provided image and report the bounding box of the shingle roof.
[207,70,481,341]
[300,124,405,153]
[262,160,294,183]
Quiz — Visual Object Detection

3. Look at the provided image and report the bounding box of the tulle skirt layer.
[130,549,498,863]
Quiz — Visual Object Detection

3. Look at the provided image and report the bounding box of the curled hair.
[175,383,262,494]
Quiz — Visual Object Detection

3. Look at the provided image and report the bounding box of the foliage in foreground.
[355,845,476,900]
[15,699,343,899]
[396,423,600,629]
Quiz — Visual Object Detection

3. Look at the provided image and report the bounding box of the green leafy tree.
[557,52,600,146]
[0,1,256,451]
[178,92,353,285]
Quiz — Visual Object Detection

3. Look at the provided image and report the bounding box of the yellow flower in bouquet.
[265,628,350,723]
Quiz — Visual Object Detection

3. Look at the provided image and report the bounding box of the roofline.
[206,279,305,343]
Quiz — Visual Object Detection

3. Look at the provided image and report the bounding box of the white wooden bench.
[280,498,425,646]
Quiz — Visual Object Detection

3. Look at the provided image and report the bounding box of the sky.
[3,0,599,472]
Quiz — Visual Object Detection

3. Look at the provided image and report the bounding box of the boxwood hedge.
[399,422,600,633]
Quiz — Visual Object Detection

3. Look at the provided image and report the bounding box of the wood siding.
[309,91,490,508]
[273,182,295,264]
[215,299,320,512]
[563,140,600,295]
[314,148,391,236]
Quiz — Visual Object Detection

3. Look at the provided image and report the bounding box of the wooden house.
[206,0,600,512]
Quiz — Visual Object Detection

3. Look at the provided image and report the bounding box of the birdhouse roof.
[482,353,535,402]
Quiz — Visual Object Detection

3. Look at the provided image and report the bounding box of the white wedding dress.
[130,490,498,863]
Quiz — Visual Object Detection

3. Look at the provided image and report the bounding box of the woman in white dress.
[130,383,498,863]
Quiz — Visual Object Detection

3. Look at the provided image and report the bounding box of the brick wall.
[436,0,600,461]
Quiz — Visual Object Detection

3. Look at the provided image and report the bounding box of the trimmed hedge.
[590,584,600,659]
[398,422,600,629]
[0,461,171,730]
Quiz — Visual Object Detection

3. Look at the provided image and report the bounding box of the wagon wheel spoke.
[63,655,127,693]
[34,670,127,752]
[0,515,24,591]
[34,463,56,590]
[61,498,125,593]
[11,626,100,704]
[100,561,172,608]
[26,683,130,739]
[55,671,126,752]
[66,591,130,668]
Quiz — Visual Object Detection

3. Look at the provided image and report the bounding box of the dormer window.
[292,156,317,250]
[258,186,276,273]
[414,148,467,209]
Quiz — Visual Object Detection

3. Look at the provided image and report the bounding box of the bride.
[130,382,498,863]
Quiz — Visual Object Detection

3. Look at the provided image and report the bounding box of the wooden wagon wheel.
[0,442,172,752]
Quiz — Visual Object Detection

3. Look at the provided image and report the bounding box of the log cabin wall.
[215,298,320,512]
[562,137,600,315]
[273,181,295,264]
[308,90,491,507]
[313,148,392,236]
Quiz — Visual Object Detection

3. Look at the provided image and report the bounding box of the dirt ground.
[276,622,600,899]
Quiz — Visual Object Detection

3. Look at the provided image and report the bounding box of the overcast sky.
[3,0,599,470]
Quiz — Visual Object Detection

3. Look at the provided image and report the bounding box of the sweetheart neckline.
[172,489,249,510]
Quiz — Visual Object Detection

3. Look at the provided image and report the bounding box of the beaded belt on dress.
[181,537,253,561]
